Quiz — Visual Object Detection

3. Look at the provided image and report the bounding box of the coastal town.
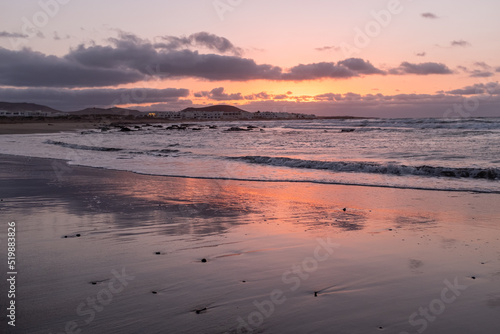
[0,103,316,120]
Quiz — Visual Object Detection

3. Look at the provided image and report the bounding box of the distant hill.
[181,105,248,113]
[0,102,61,113]
[0,102,254,117]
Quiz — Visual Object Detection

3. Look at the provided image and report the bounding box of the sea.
[1,117,500,193]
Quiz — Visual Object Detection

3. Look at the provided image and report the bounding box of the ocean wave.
[45,140,182,156]
[130,148,180,157]
[231,156,500,180]
[282,118,500,131]
[45,140,123,152]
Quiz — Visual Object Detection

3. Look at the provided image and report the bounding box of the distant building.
[153,111,182,119]
[131,109,315,121]
[150,109,255,120]
[253,111,315,119]
[0,110,57,117]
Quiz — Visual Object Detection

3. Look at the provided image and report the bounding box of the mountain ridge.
[0,102,248,115]
[0,102,60,113]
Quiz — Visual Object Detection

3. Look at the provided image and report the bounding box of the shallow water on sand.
[0,155,499,334]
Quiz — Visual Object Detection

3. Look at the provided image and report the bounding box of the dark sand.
[0,154,499,333]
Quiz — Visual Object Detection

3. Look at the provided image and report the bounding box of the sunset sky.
[1,0,500,117]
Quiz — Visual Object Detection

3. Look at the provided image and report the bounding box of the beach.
[2,1,500,332]
[0,121,101,135]
[1,153,499,333]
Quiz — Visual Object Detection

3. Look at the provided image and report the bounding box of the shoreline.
[0,152,496,195]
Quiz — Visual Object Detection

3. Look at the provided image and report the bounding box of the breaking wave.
[232,156,500,180]
[45,140,123,152]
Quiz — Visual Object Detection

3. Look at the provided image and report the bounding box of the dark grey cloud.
[195,87,243,101]
[391,62,453,75]
[469,70,494,78]
[273,94,288,100]
[195,89,293,101]
[421,12,439,19]
[154,50,283,81]
[154,35,190,50]
[0,33,455,89]
[312,93,342,101]
[451,40,470,47]
[130,99,195,112]
[474,62,491,70]
[53,31,71,41]
[154,32,243,56]
[338,58,384,74]
[67,36,383,82]
[116,90,500,117]
[0,47,145,87]
[497,67,500,72]
[416,52,426,57]
[247,90,500,117]
[457,62,496,78]
[0,87,189,111]
[282,58,384,80]
[191,32,243,56]
[244,92,271,100]
[0,31,28,38]
[67,36,282,82]
[282,62,353,80]
[446,82,499,95]
[315,46,341,52]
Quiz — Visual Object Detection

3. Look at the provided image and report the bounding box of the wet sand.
[0,154,499,333]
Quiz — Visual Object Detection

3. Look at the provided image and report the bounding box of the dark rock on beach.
[195,307,207,314]
[226,127,250,132]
